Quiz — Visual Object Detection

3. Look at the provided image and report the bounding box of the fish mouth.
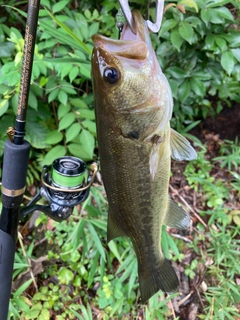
[92,10,149,60]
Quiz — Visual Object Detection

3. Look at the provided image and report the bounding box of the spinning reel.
[21,156,98,221]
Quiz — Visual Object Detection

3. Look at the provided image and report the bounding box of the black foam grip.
[2,140,30,190]
[0,230,15,320]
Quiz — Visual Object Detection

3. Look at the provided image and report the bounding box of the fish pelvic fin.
[170,129,197,161]
[149,137,164,180]
[163,197,191,229]
[107,210,126,243]
[139,258,179,303]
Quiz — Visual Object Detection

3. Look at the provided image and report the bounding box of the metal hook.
[118,0,164,34]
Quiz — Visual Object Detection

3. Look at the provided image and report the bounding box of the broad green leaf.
[231,48,240,62]
[79,128,95,151]
[58,89,68,106]
[41,309,50,319]
[190,78,205,96]
[215,36,227,51]
[43,145,66,165]
[221,51,235,75]
[178,79,190,102]
[48,88,60,103]
[160,19,178,35]
[66,122,81,143]
[205,34,214,49]
[185,16,201,26]
[88,22,100,37]
[214,7,234,21]
[58,103,71,119]
[60,85,76,95]
[28,90,38,110]
[52,0,69,13]
[70,98,88,109]
[179,0,198,12]
[69,66,79,82]
[0,99,9,117]
[60,63,73,79]
[78,109,95,120]
[44,130,63,144]
[58,112,75,131]
[82,120,96,134]
[26,121,50,149]
[167,66,187,79]
[201,8,211,24]
[0,42,14,58]
[68,142,94,161]
[206,0,232,8]
[179,21,194,44]
[79,63,91,79]
[233,215,240,226]
[0,84,9,94]
[208,8,225,24]
[58,267,74,284]
[170,27,184,51]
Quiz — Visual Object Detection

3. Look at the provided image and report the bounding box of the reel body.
[21,156,97,221]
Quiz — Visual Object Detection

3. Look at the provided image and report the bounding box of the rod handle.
[0,230,16,320]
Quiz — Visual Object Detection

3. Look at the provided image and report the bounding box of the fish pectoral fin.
[170,129,197,161]
[107,210,126,243]
[163,197,191,229]
[149,139,164,180]
[139,258,179,303]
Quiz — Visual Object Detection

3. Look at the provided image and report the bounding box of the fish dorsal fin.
[163,197,191,229]
[170,129,197,161]
[107,210,126,242]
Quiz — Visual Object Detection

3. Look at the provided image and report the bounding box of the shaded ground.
[191,103,240,141]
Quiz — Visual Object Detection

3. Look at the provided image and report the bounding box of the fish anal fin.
[170,129,197,161]
[163,197,191,229]
[139,258,179,303]
[107,210,126,243]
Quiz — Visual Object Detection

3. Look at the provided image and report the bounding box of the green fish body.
[91,10,197,303]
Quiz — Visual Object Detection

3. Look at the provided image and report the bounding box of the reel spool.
[41,156,97,207]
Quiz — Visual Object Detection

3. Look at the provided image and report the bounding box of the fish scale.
[92,10,197,302]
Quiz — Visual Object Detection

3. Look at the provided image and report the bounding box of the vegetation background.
[0,0,240,319]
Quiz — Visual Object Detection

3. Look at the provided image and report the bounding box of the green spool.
[52,156,87,188]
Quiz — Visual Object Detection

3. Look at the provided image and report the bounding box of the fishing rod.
[0,1,96,319]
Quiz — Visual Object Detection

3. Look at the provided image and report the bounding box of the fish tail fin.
[138,258,179,303]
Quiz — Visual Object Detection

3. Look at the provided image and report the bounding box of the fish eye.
[103,67,120,84]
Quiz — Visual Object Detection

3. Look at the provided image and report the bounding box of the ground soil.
[191,103,240,141]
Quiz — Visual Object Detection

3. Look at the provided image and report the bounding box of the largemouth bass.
[91,10,197,303]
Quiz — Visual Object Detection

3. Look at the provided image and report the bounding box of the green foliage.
[184,140,240,319]
[156,0,240,130]
[214,138,240,170]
